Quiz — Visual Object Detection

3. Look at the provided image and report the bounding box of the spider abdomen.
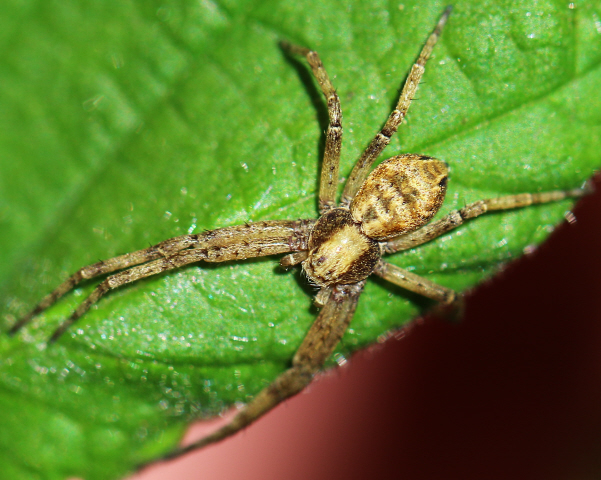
[303,208,380,287]
[350,154,448,240]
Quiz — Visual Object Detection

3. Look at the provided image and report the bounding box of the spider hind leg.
[152,282,364,464]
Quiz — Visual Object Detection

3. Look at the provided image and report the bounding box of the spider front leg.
[340,6,452,205]
[383,185,592,254]
[8,234,199,334]
[281,41,342,213]
[153,281,364,464]
[47,248,213,342]
[12,219,314,341]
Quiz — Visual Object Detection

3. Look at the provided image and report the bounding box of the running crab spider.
[9,6,590,461]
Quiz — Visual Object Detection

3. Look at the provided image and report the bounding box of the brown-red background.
[132,175,601,480]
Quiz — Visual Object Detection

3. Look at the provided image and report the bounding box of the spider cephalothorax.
[9,6,589,463]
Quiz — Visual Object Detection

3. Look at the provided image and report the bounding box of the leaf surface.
[0,0,599,478]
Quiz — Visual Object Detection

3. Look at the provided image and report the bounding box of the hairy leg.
[384,185,591,254]
[151,281,364,464]
[11,219,315,336]
[340,6,452,205]
[281,41,342,213]
[8,235,197,334]
[374,259,456,304]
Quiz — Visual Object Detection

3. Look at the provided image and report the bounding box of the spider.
[9,6,590,461]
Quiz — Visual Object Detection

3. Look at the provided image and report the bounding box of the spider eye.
[350,154,448,240]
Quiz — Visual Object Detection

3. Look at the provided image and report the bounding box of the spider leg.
[281,41,342,213]
[340,6,452,206]
[12,219,314,338]
[374,259,457,305]
[280,250,308,267]
[152,282,364,464]
[47,249,209,342]
[8,234,199,334]
[383,184,591,254]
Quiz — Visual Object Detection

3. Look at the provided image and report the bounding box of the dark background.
[134,175,601,480]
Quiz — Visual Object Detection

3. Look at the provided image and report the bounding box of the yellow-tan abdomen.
[350,154,448,240]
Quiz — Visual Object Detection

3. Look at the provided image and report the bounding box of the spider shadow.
[279,44,329,211]
[272,260,321,313]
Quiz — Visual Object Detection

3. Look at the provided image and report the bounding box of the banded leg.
[374,260,457,305]
[384,185,591,254]
[11,219,314,337]
[341,6,452,205]
[154,282,364,464]
[281,41,342,212]
[8,234,199,334]
[48,249,208,342]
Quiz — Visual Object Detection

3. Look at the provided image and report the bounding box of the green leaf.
[0,0,599,478]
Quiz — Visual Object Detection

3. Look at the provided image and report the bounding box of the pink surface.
[131,176,601,480]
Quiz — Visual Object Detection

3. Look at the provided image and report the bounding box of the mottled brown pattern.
[350,154,448,240]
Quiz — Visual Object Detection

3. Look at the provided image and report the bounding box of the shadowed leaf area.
[0,0,599,478]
